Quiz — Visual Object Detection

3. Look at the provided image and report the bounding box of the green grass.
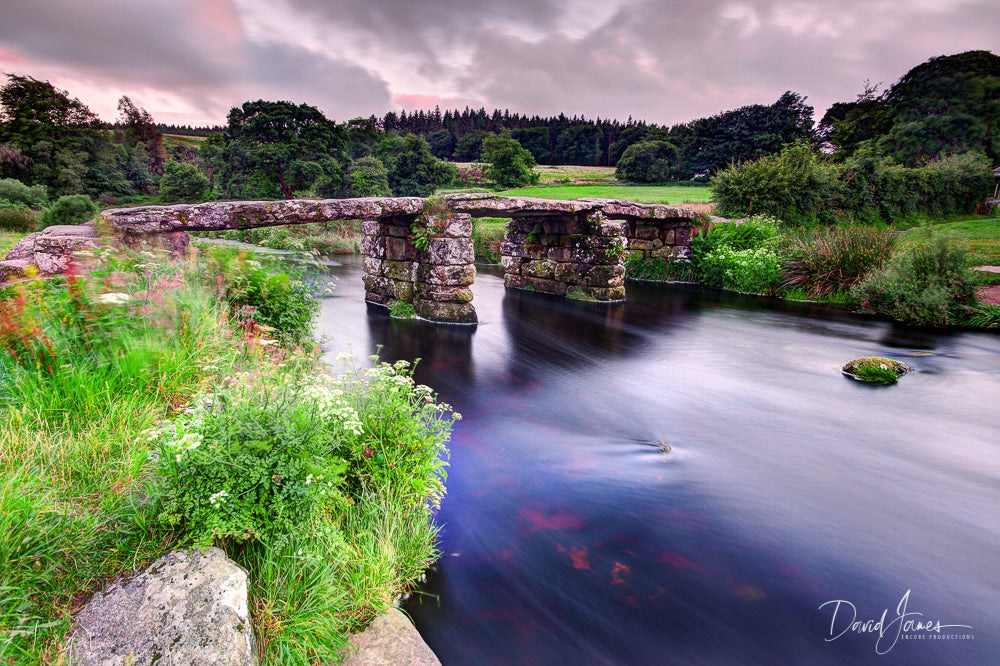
[914,215,1000,264]
[0,252,451,664]
[497,183,713,204]
[163,134,206,149]
[0,230,27,256]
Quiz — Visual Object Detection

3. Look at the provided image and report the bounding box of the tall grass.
[0,249,452,664]
[782,226,898,298]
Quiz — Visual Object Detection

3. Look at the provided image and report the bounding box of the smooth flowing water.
[315,257,999,666]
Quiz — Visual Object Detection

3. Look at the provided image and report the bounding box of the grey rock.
[4,232,40,260]
[68,547,256,666]
[343,608,440,666]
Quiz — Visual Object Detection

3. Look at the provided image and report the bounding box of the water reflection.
[316,257,999,665]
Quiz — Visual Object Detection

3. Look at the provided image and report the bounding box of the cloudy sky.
[1,0,997,128]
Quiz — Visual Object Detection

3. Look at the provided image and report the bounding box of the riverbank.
[0,248,454,664]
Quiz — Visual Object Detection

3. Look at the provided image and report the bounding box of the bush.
[0,204,40,232]
[481,134,539,189]
[851,235,978,325]
[782,226,898,297]
[711,143,838,225]
[0,178,48,209]
[624,255,696,282]
[40,194,97,227]
[346,156,391,197]
[159,161,211,203]
[690,216,781,293]
[614,141,680,183]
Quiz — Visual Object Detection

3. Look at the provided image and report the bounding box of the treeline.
[368,90,815,178]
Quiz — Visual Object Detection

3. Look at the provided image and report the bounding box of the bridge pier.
[360,213,477,324]
[501,212,627,301]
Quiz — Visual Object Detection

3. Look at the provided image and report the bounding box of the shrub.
[40,194,97,227]
[615,141,680,183]
[0,178,48,209]
[481,134,539,189]
[690,216,782,293]
[159,161,211,203]
[851,235,978,326]
[712,143,838,224]
[782,226,898,297]
[0,204,40,232]
[346,156,391,197]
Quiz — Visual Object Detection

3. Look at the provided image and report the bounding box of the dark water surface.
[316,258,999,666]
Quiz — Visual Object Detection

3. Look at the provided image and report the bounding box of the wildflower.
[335,352,354,364]
[209,490,229,507]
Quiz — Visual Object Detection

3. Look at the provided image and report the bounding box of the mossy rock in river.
[842,357,915,385]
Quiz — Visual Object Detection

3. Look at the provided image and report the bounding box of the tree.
[40,194,97,226]
[481,134,539,188]
[454,129,491,162]
[118,96,166,178]
[345,156,391,197]
[159,162,210,202]
[614,141,680,183]
[223,100,345,199]
[554,124,603,165]
[510,127,551,164]
[377,134,456,196]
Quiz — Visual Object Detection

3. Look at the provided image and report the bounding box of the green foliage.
[481,134,539,188]
[713,146,993,226]
[691,216,782,293]
[39,194,96,227]
[159,161,210,203]
[0,178,48,208]
[346,156,391,197]
[554,124,603,166]
[153,380,350,547]
[852,364,902,385]
[377,134,456,197]
[454,129,490,162]
[389,299,416,318]
[711,143,838,224]
[0,206,39,232]
[206,250,320,345]
[614,141,680,183]
[782,226,898,297]
[472,218,505,263]
[624,255,696,282]
[851,235,978,326]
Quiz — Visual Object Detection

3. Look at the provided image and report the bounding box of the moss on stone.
[842,357,915,384]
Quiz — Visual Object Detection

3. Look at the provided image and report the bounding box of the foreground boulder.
[344,608,441,666]
[67,547,257,666]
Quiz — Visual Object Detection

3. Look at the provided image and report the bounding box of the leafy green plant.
[624,255,696,282]
[782,226,897,297]
[851,235,978,325]
[472,218,505,263]
[690,215,781,292]
[389,299,416,318]
[40,194,97,227]
[852,365,901,384]
[159,161,211,203]
[410,197,452,251]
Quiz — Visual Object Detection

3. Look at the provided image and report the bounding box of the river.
[315,257,999,666]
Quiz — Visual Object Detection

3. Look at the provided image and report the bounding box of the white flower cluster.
[209,490,230,508]
[173,432,204,462]
[305,473,335,495]
[300,376,364,436]
[97,292,132,305]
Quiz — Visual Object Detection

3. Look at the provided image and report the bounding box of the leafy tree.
[345,156,391,197]
[118,96,166,178]
[608,125,649,166]
[222,100,345,199]
[377,134,456,196]
[554,124,603,165]
[159,162,211,202]
[0,178,48,208]
[614,140,680,183]
[510,127,551,163]
[682,91,815,175]
[481,134,539,188]
[425,129,455,160]
[454,129,491,162]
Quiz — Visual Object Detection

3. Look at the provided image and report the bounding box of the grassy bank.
[0,248,453,664]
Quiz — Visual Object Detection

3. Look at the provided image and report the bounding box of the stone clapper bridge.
[10,193,700,324]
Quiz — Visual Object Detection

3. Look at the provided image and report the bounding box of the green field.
[918,215,1000,264]
[497,183,713,204]
[0,230,25,255]
[163,134,206,149]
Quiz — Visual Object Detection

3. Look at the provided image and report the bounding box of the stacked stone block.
[500,212,628,301]
[360,213,477,324]
[624,220,693,260]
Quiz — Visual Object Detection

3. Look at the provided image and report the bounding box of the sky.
[0,0,997,128]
